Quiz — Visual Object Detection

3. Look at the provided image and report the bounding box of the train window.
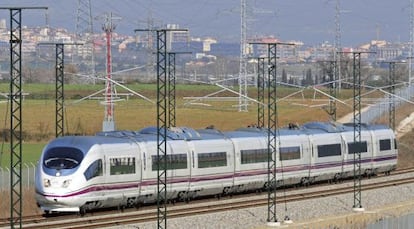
[152,154,187,171]
[43,147,83,170]
[394,139,398,149]
[280,146,301,160]
[198,152,227,168]
[317,143,341,157]
[348,141,368,154]
[84,159,102,181]
[379,139,391,151]
[240,149,268,164]
[110,157,136,175]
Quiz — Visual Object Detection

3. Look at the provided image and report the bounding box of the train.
[35,121,398,214]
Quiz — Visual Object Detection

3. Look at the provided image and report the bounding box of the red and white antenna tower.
[101,12,121,131]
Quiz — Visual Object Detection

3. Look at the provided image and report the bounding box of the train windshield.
[43,147,84,170]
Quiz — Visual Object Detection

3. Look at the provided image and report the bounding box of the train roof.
[43,121,393,159]
[92,121,392,142]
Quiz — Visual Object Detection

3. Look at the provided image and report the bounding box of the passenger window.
[379,139,391,151]
[110,157,136,175]
[152,154,187,171]
[280,146,301,160]
[348,141,368,154]
[317,143,341,157]
[240,149,267,164]
[198,152,227,168]
[84,159,103,181]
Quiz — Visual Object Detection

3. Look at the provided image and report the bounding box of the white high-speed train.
[35,122,398,214]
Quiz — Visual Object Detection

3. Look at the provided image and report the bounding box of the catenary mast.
[238,0,248,112]
[76,0,95,83]
[102,13,119,131]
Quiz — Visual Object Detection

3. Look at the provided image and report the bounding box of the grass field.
[0,143,44,168]
[0,82,396,167]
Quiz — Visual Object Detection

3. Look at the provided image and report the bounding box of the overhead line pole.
[38,42,83,137]
[0,6,48,228]
[257,57,266,128]
[156,29,168,229]
[167,51,191,128]
[101,12,121,132]
[251,42,294,226]
[239,0,248,112]
[318,60,337,121]
[135,28,188,229]
[352,52,364,212]
[388,62,396,131]
[381,61,402,131]
[340,51,374,213]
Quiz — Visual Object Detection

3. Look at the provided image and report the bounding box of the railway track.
[2,167,414,228]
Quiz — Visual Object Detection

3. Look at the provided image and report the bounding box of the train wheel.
[223,187,231,195]
[333,173,341,183]
[127,198,136,208]
[177,191,186,202]
[301,177,309,187]
[79,207,86,217]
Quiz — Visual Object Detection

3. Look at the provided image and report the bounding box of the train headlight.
[43,179,50,187]
[62,179,72,188]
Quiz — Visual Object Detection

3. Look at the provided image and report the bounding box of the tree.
[282,68,287,83]
[302,68,313,86]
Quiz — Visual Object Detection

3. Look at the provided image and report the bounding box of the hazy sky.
[0,0,410,46]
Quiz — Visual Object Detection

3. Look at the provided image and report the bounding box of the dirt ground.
[0,188,42,218]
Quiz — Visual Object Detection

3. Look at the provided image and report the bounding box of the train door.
[339,133,347,177]
[166,140,191,200]
[133,142,143,200]
[307,135,315,178]
[186,141,196,193]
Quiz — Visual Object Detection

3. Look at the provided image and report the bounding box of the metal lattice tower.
[250,42,293,225]
[76,0,95,80]
[388,62,396,130]
[156,30,168,229]
[329,60,337,121]
[257,57,266,128]
[238,0,248,112]
[267,43,279,225]
[410,0,414,84]
[167,52,190,128]
[101,13,120,131]
[352,52,363,211]
[334,0,342,90]
[136,28,187,229]
[1,7,47,228]
[319,60,338,120]
[153,28,188,229]
[56,44,64,137]
[146,19,155,79]
[76,0,93,36]
[168,52,177,128]
[9,9,23,228]
[38,42,82,137]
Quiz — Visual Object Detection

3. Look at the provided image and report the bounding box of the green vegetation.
[0,143,45,168]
